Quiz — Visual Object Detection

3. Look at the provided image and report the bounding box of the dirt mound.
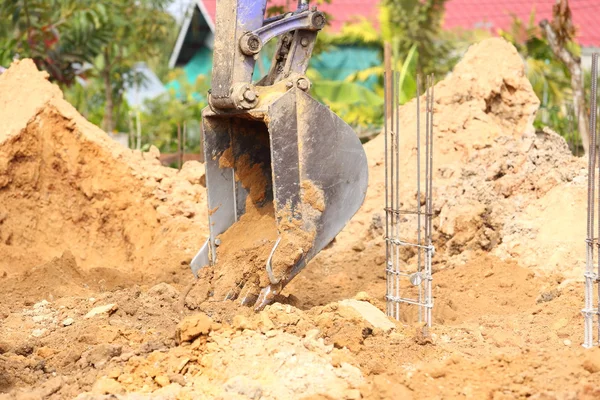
[0,59,209,303]
[287,37,581,308]
[0,38,597,400]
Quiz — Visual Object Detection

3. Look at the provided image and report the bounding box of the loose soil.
[200,144,315,308]
[1,38,599,400]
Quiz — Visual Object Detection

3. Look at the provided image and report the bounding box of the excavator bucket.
[190,0,368,308]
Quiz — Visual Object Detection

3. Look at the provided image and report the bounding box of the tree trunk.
[101,49,114,133]
[540,19,590,155]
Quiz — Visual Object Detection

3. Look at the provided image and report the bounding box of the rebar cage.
[584,53,600,348]
[384,71,435,326]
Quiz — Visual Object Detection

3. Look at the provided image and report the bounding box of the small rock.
[36,347,56,359]
[33,300,50,310]
[339,299,395,332]
[176,313,213,343]
[148,282,179,300]
[138,340,165,354]
[352,242,366,252]
[168,373,186,386]
[371,375,413,400]
[31,328,47,338]
[536,289,561,304]
[145,145,161,161]
[257,313,275,333]
[265,330,277,338]
[15,343,34,356]
[232,315,255,331]
[0,341,12,354]
[84,304,118,319]
[91,376,125,395]
[155,375,170,387]
[304,329,320,341]
[354,292,372,302]
[429,366,446,378]
[107,368,121,379]
[174,357,190,373]
[62,318,74,326]
[563,339,572,346]
[32,315,51,323]
[60,348,82,367]
[83,344,122,369]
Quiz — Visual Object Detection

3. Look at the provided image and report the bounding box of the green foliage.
[138,70,208,154]
[0,0,111,83]
[499,12,577,140]
[311,78,384,127]
[319,18,381,47]
[383,0,456,76]
[307,43,419,134]
[1,0,177,133]
[87,0,175,132]
[307,0,456,131]
[63,77,109,128]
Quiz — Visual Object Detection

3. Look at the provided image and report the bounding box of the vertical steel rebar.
[394,70,401,320]
[390,71,394,318]
[384,42,393,317]
[384,70,435,324]
[384,71,390,317]
[584,54,598,348]
[429,76,435,240]
[427,74,435,327]
[424,75,430,327]
[593,54,600,346]
[416,76,423,323]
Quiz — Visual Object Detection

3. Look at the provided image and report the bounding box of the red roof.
[199,0,380,32]
[199,0,599,47]
[444,0,600,47]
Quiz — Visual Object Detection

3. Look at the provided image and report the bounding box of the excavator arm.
[191,0,369,309]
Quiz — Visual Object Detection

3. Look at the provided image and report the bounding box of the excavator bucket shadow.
[192,88,368,308]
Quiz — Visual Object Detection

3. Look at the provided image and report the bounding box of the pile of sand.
[0,60,209,304]
[287,37,584,309]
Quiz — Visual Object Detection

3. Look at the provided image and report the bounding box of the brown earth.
[1,37,599,400]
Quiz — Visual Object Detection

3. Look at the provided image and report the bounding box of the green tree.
[0,0,111,84]
[499,11,581,153]
[1,0,176,133]
[539,0,589,154]
[138,70,208,155]
[83,0,174,133]
[382,0,455,77]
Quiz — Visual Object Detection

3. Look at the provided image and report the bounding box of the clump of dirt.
[302,180,326,213]
[203,201,280,302]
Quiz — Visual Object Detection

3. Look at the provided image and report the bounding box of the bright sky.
[167,0,191,24]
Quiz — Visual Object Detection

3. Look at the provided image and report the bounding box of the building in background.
[166,0,382,97]
[443,0,600,69]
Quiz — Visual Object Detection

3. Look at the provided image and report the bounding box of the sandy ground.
[1,38,599,399]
